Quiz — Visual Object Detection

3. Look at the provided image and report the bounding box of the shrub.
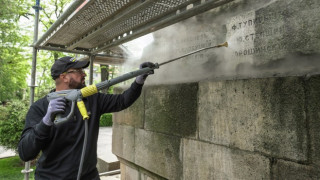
[0,100,28,152]
[99,113,112,127]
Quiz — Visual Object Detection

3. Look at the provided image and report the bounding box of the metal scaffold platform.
[34,0,233,57]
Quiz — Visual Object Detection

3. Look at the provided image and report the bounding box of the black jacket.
[18,82,143,180]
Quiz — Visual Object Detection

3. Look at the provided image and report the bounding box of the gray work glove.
[135,62,156,84]
[43,97,66,126]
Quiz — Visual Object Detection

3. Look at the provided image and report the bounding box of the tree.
[33,0,72,100]
[0,0,32,102]
[0,0,72,152]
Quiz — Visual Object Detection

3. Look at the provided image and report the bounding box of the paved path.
[97,127,118,163]
[0,146,15,159]
[98,127,121,179]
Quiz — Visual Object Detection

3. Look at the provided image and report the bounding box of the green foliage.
[31,0,72,100]
[40,0,72,30]
[34,51,59,100]
[0,156,35,180]
[32,0,74,100]
[0,0,32,102]
[0,100,28,152]
[99,113,113,127]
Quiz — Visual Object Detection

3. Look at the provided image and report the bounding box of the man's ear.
[59,73,69,83]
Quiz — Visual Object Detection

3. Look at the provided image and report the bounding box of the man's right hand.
[43,97,66,126]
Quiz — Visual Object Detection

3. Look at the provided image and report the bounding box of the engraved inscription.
[235,26,286,43]
[227,5,320,62]
[230,10,288,31]
[235,43,287,57]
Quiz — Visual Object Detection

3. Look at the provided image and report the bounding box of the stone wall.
[113,76,320,179]
[112,0,320,179]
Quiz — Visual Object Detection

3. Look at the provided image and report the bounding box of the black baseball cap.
[51,56,90,80]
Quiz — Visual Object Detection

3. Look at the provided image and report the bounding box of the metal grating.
[85,0,188,50]
[37,0,234,55]
[42,0,135,48]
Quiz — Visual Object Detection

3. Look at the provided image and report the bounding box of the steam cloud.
[121,0,320,85]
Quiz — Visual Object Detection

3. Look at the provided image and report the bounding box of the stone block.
[198,76,308,161]
[96,158,119,173]
[183,139,270,180]
[112,86,144,128]
[144,83,198,137]
[119,161,166,180]
[112,124,135,162]
[141,174,154,180]
[272,160,320,179]
[135,129,182,180]
[305,75,320,166]
[120,163,139,180]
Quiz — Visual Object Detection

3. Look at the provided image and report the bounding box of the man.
[18,56,155,180]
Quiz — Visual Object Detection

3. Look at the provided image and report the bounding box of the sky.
[122,34,154,59]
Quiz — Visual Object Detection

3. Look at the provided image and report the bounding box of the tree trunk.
[100,65,109,93]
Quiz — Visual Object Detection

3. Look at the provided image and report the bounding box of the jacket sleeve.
[98,81,143,113]
[18,100,52,161]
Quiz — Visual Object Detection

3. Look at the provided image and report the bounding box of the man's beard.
[68,78,86,89]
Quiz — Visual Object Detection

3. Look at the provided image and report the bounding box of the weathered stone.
[120,163,139,180]
[183,138,270,180]
[119,161,166,180]
[144,83,198,137]
[198,76,308,161]
[112,124,135,162]
[305,75,320,166]
[96,158,119,173]
[272,160,320,179]
[112,87,144,128]
[226,0,320,66]
[135,129,182,180]
[141,174,154,180]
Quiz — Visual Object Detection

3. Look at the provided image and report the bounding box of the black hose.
[77,119,88,180]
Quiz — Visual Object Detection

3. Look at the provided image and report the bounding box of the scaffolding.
[25,0,234,179]
[34,0,233,55]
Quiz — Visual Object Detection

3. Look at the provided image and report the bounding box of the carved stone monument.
[113,0,320,179]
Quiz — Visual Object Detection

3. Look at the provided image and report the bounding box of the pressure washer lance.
[46,41,228,180]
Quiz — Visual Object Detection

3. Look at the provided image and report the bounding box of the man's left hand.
[136,62,156,84]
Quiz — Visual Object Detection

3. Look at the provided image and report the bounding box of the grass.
[0,156,35,180]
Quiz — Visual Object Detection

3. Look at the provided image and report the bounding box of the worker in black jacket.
[18,56,155,180]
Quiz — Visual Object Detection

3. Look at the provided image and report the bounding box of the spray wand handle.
[97,64,159,90]
[80,64,160,97]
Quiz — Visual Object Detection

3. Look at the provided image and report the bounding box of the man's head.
[51,56,90,90]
